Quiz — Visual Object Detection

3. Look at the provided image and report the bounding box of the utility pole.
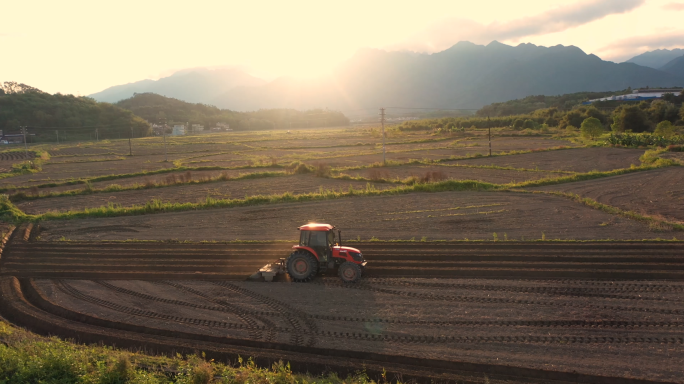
[129,127,133,156]
[380,108,386,164]
[487,116,492,157]
[96,128,99,142]
[161,121,168,162]
[21,127,28,159]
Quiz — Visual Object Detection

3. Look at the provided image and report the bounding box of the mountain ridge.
[91,42,684,114]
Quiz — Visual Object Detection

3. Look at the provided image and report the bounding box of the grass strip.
[28,180,495,221]
[504,163,674,189]
[0,320,378,384]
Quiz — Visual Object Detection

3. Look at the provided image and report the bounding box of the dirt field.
[532,167,684,223]
[36,190,673,241]
[341,164,567,183]
[17,175,395,214]
[445,147,645,172]
[31,277,684,383]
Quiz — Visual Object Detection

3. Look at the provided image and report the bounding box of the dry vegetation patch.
[17,174,393,215]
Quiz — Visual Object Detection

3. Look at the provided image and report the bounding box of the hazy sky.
[2,0,683,95]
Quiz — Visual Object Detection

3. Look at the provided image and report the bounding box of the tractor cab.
[287,223,366,283]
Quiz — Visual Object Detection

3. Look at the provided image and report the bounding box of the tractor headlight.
[350,252,364,262]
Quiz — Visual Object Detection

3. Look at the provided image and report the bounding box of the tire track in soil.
[46,280,684,347]
[357,279,684,301]
[52,280,684,330]
[318,282,684,316]
[212,281,318,347]
[155,281,277,342]
[94,280,268,341]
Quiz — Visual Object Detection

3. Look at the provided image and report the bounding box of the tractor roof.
[299,223,334,231]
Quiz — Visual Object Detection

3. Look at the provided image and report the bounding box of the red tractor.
[286,223,366,283]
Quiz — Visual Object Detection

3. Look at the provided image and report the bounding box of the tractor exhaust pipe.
[338,230,342,247]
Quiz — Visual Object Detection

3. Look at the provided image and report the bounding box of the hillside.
[475,90,631,117]
[0,83,150,139]
[660,56,684,76]
[212,41,684,113]
[626,49,684,69]
[115,93,349,130]
[90,68,266,104]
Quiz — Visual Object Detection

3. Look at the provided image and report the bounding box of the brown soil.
[11,168,283,195]
[532,167,684,223]
[33,277,684,383]
[36,191,673,241]
[444,147,645,172]
[343,165,567,184]
[17,175,394,214]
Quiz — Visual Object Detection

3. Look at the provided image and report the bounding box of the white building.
[191,124,204,133]
[172,124,186,136]
[586,88,683,104]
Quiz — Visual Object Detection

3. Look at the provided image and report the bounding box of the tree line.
[0,82,151,141]
[397,91,684,135]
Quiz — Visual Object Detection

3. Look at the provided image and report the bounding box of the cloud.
[663,2,684,10]
[597,31,684,61]
[394,0,645,52]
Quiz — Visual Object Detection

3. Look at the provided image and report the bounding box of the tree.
[611,105,650,132]
[654,121,676,138]
[513,119,524,130]
[580,117,603,139]
[523,119,537,129]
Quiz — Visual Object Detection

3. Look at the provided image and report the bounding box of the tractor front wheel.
[286,251,318,282]
[338,261,362,283]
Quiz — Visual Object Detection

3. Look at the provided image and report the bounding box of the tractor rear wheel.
[286,251,318,282]
[338,261,362,283]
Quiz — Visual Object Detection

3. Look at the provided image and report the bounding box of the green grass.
[0,320,381,384]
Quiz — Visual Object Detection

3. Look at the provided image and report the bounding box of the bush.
[654,121,676,138]
[580,117,604,139]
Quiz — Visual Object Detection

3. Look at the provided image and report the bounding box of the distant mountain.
[660,55,684,76]
[92,42,684,114]
[625,49,684,69]
[89,68,266,104]
[211,41,684,113]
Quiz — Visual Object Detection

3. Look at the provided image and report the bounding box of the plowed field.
[444,147,644,172]
[35,191,673,241]
[532,167,684,222]
[341,164,567,183]
[24,277,684,383]
[17,175,395,214]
